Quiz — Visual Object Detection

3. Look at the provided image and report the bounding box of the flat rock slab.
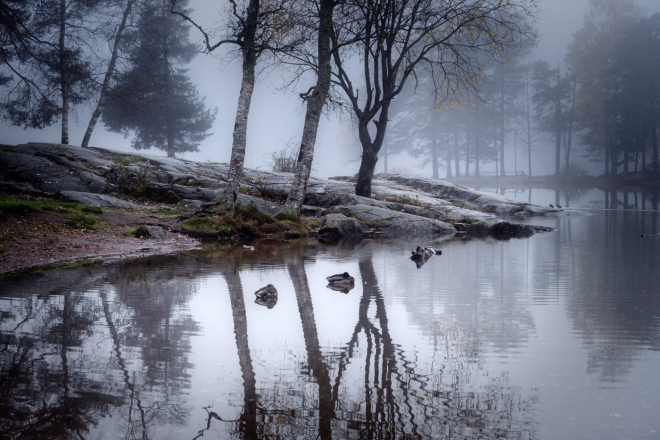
[329,204,456,237]
[57,191,148,209]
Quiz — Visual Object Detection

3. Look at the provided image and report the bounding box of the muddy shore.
[0,208,200,276]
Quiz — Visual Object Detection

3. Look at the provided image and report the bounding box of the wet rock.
[56,190,147,208]
[466,218,536,239]
[374,174,558,216]
[0,143,560,241]
[143,225,167,239]
[454,222,468,231]
[329,204,456,237]
[317,213,369,242]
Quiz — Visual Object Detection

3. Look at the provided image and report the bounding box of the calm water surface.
[1,203,659,439]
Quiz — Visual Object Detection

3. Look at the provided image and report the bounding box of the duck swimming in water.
[410,246,437,261]
[326,272,355,285]
[255,284,278,298]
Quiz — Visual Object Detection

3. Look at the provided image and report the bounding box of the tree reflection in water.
[0,245,539,439]
[0,256,201,439]
[197,246,538,440]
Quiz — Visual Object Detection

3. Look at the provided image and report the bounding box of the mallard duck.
[255,284,278,298]
[411,246,437,261]
[326,272,355,285]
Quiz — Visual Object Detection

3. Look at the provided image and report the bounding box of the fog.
[2,0,659,179]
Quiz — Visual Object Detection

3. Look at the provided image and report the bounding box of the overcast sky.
[2,0,660,177]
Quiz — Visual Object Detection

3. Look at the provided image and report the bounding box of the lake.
[1,188,659,439]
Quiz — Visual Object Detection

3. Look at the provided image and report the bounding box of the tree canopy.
[102,0,216,157]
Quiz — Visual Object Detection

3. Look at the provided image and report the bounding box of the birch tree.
[81,0,138,149]
[171,0,299,204]
[284,0,336,215]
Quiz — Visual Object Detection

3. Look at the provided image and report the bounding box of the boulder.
[143,225,167,239]
[466,218,536,239]
[317,213,369,242]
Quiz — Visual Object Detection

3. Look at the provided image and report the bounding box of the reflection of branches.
[191,406,241,440]
[100,288,149,440]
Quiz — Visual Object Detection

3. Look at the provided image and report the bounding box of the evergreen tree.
[531,61,572,176]
[566,0,642,175]
[612,13,660,176]
[1,0,100,143]
[102,0,216,157]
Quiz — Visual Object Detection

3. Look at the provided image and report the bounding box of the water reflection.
[477,186,660,211]
[1,213,659,438]
[0,256,201,439]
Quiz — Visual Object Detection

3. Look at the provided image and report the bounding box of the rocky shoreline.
[0,142,568,274]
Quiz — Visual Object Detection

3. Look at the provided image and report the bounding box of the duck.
[326,272,355,285]
[549,204,555,208]
[411,246,437,261]
[255,284,278,298]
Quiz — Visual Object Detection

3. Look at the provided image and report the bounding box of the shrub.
[268,140,299,173]
[125,225,150,238]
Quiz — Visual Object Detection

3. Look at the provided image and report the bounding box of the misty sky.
[2,0,660,178]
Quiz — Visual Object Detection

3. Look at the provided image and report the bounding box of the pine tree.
[1,0,99,143]
[102,0,215,157]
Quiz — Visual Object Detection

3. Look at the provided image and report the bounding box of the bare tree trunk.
[163,40,176,158]
[499,65,506,176]
[59,0,69,145]
[223,0,259,204]
[454,125,460,178]
[431,136,439,179]
[81,0,136,149]
[554,67,562,177]
[514,127,518,174]
[653,127,659,177]
[565,75,577,169]
[475,111,480,178]
[555,129,561,176]
[355,103,390,197]
[651,95,658,177]
[609,121,617,176]
[445,151,452,179]
[526,72,533,177]
[285,0,334,214]
[465,126,470,177]
[355,144,379,196]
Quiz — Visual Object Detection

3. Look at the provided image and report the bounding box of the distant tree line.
[382,0,660,180]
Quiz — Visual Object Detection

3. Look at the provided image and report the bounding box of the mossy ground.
[179,201,310,239]
[0,195,106,239]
